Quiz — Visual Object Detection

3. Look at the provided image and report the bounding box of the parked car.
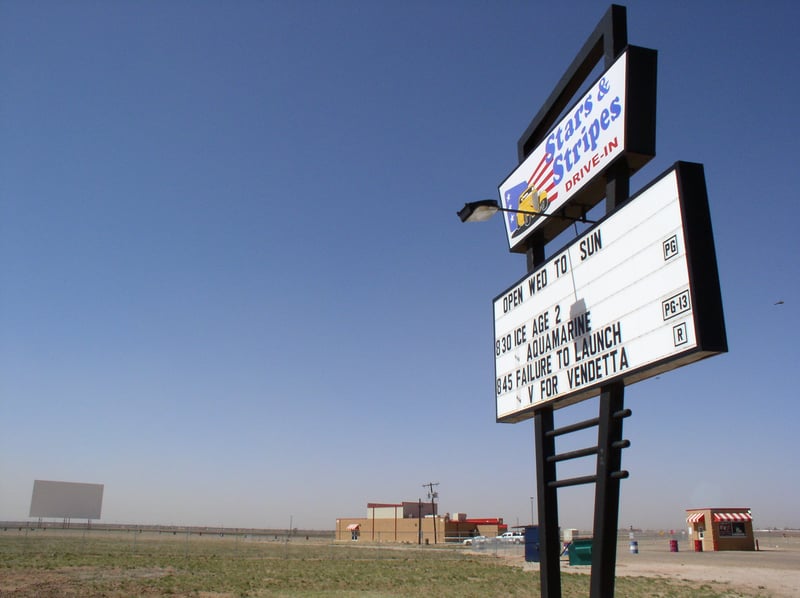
[497,531,524,544]
[462,535,488,546]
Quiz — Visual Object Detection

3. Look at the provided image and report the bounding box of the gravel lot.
[517,532,800,597]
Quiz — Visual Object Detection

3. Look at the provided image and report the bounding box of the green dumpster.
[568,538,593,565]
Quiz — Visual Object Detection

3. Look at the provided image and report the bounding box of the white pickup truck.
[497,531,524,544]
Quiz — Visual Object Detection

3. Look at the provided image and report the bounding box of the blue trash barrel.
[629,540,639,554]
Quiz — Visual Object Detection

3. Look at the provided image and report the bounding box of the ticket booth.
[685,508,754,551]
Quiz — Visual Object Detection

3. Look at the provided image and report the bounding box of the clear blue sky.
[1,1,798,531]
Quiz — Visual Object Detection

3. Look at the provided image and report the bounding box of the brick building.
[335,501,506,544]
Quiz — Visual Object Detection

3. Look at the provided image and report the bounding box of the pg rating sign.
[494,162,726,422]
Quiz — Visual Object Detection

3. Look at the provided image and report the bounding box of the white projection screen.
[29,480,104,519]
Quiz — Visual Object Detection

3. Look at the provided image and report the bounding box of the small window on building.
[719,522,746,537]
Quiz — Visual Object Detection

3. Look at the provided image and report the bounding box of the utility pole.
[423,482,439,544]
[418,499,422,545]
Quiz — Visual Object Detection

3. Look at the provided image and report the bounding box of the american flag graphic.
[527,153,559,206]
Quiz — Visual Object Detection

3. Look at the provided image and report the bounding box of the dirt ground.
[519,532,800,597]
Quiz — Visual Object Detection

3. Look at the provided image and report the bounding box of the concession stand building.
[685,507,755,551]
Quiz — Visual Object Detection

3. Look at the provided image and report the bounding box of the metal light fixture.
[457,199,597,224]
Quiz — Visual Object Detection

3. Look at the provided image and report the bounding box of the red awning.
[346,524,360,531]
[713,512,752,522]
[686,512,705,524]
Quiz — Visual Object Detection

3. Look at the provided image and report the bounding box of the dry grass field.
[1,527,797,597]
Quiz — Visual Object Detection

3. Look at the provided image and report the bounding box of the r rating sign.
[493,163,726,422]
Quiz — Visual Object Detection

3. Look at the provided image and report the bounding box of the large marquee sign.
[493,162,726,422]
[499,47,656,252]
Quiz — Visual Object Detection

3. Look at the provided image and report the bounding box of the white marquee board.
[493,163,726,422]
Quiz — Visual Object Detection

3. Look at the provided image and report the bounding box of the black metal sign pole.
[534,406,561,597]
[590,383,627,596]
[589,158,631,598]
[527,241,562,598]
[514,7,632,597]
